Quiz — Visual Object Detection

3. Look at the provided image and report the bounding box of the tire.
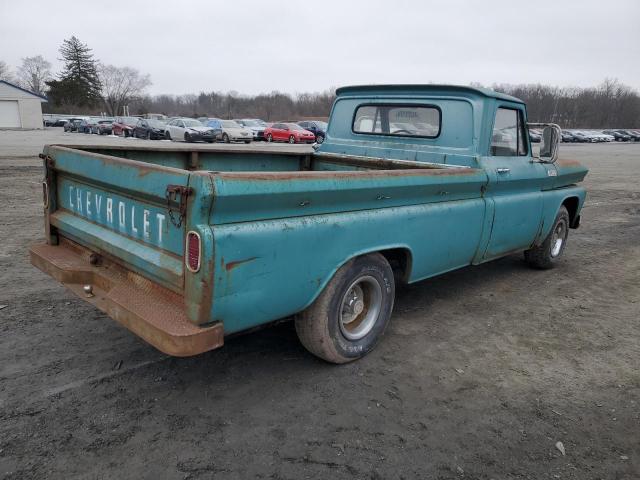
[316,135,324,144]
[146,130,151,140]
[266,133,273,142]
[124,129,130,138]
[223,133,230,143]
[288,135,296,144]
[524,206,570,270]
[184,132,191,143]
[295,253,395,364]
[244,140,251,144]
[165,131,171,141]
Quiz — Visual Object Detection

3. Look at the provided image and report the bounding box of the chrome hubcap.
[339,276,382,340]
[551,220,566,257]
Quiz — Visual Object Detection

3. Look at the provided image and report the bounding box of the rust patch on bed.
[215,168,480,181]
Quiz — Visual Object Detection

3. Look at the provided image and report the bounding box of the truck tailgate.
[42,145,191,292]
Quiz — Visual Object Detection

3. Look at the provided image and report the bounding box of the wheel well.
[562,197,580,228]
[378,248,412,284]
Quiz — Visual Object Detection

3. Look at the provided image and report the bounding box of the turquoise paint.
[41,85,588,335]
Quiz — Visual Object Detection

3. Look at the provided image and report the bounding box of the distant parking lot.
[0,129,639,479]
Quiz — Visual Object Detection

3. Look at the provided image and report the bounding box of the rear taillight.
[186,231,201,272]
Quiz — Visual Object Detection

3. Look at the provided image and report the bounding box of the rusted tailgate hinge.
[165,185,193,228]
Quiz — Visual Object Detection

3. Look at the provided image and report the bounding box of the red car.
[264,122,316,144]
[111,117,139,137]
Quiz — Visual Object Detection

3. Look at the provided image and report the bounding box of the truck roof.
[335,84,524,104]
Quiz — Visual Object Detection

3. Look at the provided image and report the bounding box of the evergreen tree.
[46,36,102,108]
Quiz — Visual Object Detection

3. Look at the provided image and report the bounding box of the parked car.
[616,129,640,141]
[572,131,598,143]
[63,118,85,132]
[91,119,115,135]
[31,84,587,363]
[205,119,252,143]
[133,119,167,140]
[603,130,630,142]
[164,118,218,143]
[44,116,68,127]
[77,119,97,134]
[528,128,542,143]
[264,122,316,143]
[297,120,328,143]
[234,119,266,141]
[112,117,140,137]
[561,130,578,142]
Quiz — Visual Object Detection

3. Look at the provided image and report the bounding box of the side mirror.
[530,123,560,163]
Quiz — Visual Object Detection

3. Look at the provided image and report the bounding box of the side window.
[491,108,528,156]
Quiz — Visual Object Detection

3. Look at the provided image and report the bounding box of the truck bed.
[33,144,488,354]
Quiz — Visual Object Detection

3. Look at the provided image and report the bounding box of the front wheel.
[525,206,570,269]
[266,133,273,142]
[295,253,395,364]
[223,133,230,143]
[316,135,324,144]
[165,131,171,141]
[288,135,296,144]
[184,132,192,143]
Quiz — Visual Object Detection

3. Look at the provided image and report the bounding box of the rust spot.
[216,168,479,181]
[556,159,582,168]
[225,256,258,271]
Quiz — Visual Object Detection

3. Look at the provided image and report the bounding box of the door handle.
[496,168,510,174]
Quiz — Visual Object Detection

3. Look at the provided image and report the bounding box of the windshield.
[315,121,328,129]
[148,120,166,127]
[122,117,139,124]
[287,123,305,131]
[183,119,203,127]
[222,120,240,128]
[240,120,260,127]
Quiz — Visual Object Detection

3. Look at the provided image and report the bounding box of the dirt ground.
[1,129,638,480]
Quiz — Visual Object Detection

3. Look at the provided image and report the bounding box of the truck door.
[481,106,546,259]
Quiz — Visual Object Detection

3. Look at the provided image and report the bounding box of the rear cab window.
[353,104,441,138]
[491,107,528,156]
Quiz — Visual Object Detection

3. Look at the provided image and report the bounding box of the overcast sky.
[1,0,639,96]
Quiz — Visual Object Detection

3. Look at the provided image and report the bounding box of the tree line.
[491,79,640,128]
[1,36,638,127]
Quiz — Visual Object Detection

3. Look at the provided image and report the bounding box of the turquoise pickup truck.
[31,85,588,363]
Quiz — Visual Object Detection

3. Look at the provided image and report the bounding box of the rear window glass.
[353,104,441,138]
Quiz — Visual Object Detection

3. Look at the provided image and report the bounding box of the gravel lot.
[1,129,639,479]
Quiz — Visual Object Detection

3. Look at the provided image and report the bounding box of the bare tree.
[0,61,15,82]
[98,64,151,116]
[16,55,52,95]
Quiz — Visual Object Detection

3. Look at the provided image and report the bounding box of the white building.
[0,80,48,129]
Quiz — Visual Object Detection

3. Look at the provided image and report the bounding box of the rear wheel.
[165,131,171,141]
[316,135,324,144]
[525,206,570,269]
[295,253,395,364]
[184,132,191,142]
[289,135,296,144]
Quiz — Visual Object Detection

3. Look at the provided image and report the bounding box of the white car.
[164,118,217,143]
[204,119,253,143]
[594,131,615,142]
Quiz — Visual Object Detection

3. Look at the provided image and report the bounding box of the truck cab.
[317,85,586,260]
